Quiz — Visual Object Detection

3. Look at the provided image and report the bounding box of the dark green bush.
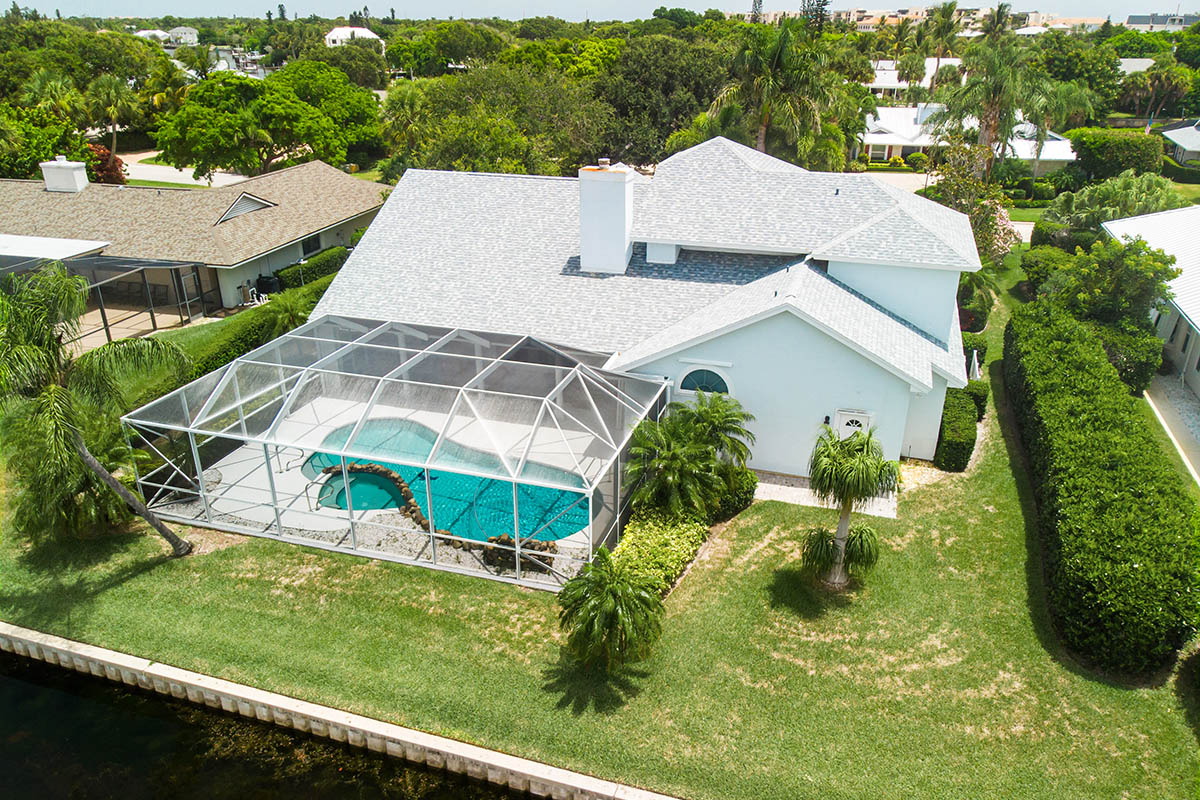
[1011,198,1052,208]
[905,151,929,171]
[349,226,367,247]
[1031,180,1056,201]
[715,464,758,521]
[1021,245,1075,289]
[1065,127,1162,178]
[613,509,710,595]
[1045,163,1089,193]
[1030,219,1099,252]
[933,389,977,471]
[961,331,988,364]
[964,379,990,421]
[1004,302,1200,673]
[1004,188,1027,200]
[1088,322,1164,394]
[1161,155,1200,184]
[274,246,350,290]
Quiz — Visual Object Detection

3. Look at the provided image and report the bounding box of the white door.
[835,409,873,439]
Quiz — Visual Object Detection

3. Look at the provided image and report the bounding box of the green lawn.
[126,179,203,190]
[2,269,1196,799]
[1006,206,1045,223]
[1172,181,1200,205]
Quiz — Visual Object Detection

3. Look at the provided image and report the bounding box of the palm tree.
[927,1,961,96]
[0,265,192,555]
[1023,80,1094,176]
[557,547,663,672]
[87,74,139,167]
[625,414,723,519]
[806,424,899,589]
[890,17,915,61]
[981,2,1011,40]
[667,390,756,467]
[143,59,190,114]
[666,103,751,154]
[0,115,19,156]
[710,20,836,152]
[259,287,314,339]
[381,79,428,153]
[176,45,215,80]
[19,68,84,122]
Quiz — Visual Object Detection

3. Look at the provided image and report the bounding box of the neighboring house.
[1126,13,1200,31]
[315,137,978,479]
[868,57,963,97]
[1103,206,1200,398]
[0,159,386,310]
[134,29,170,42]
[1118,57,1156,76]
[168,26,199,46]
[324,26,383,52]
[1013,24,1049,35]
[859,104,1077,175]
[1161,119,1200,163]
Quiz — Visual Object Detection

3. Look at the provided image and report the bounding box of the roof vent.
[216,192,276,225]
[598,157,611,168]
[39,155,88,193]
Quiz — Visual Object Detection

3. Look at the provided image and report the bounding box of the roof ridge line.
[877,181,981,267]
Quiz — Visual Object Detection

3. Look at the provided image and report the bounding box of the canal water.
[0,652,513,799]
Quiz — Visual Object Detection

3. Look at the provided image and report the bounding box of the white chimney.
[39,155,88,193]
[579,159,636,274]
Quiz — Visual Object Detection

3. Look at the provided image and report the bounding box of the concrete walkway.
[753,470,898,519]
[867,171,938,193]
[124,150,245,187]
[1146,374,1200,485]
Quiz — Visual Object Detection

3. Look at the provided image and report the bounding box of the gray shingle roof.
[0,161,387,266]
[632,137,980,271]
[607,261,966,390]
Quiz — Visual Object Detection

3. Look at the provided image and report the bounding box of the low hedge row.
[1162,154,1200,184]
[1088,322,1163,395]
[961,331,988,365]
[964,379,990,421]
[1004,302,1200,673]
[186,274,337,381]
[613,509,710,595]
[274,246,350,290]
[715,464,758,522]
[933,389,977,471]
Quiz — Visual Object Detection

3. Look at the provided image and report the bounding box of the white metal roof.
[868,57,962,90]
[864,106,1076,163]
[325,25,380,39]
[1164,123,1200,153]
[1103,206,1200,329]
[1118,57,1156,75]
[0,233,108,262]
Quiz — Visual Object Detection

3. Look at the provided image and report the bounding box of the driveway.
[867,170,938,193]
[123,151,245,187]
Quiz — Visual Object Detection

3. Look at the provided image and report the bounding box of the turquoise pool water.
[301,419,589,543]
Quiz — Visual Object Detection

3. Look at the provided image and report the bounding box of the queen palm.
[710,20,836,152]
[625,414,723,519]
[143,59,190,114]
[667,390,756,467]
[890,17,916,62]
[927,1,961,96]
[807,424,899,589]
[0,264,192,555]
[1023,80,1094,177]
[557,547,663,672]
[87,74,139,166]
[981,2,1011,40]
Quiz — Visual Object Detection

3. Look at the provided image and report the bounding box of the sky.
[29,1,1155,25]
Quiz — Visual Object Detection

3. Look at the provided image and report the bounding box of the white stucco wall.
[901,375,947,460]
[632,310,918,475]
[825,260,960,343]
[213,215,370,308]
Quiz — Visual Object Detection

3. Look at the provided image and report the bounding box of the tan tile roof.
[0,160,388,266]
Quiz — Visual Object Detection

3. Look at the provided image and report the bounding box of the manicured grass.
[1171,181,1200,205]
[1006,206,1045,223]
[352,167,384,182]
[126,179,203,190]
[2,266,1195,799]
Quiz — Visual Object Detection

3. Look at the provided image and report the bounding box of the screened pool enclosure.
[122,316,667,589]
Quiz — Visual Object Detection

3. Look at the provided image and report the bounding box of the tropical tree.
[381,78,429,153]
[1022,80,1094,176]
[981,2,1012,40]
[927,1,961,95]
[666,390,756,467]
[1041,237,1179,327]
[896,51,927,88]
[87,74,139,166]
[259,287,314,339]
[889,16,916,62]
[625,414,723,519]
[142,59,190,114]
[806,425,899,589]
[710,21,836,152]
[665,103,751,154]
[0,265,192,555]
[557,547,663,672]
[19,68,83,122]
[176,44,215,80]
[1045,168,1188,229]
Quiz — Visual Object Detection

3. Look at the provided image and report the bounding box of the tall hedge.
[1064,128,1162,179]
[933,389,977,471]
[1161,154,1200,184]
[1088,322,1163,395]
[1004,302,1200,672]
[274,246,350,290]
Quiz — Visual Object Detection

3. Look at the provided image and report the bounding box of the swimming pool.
[301,419,589,543]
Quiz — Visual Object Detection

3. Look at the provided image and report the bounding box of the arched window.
[679,368,729,394]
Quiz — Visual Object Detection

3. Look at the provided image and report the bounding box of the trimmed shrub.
[845,160,866,173]
[349,226,367,246]
[1030,219,1099,252]
[1162,154,1200,184]
[1004,302,1200,673]
[1031,180,1055,201]
[715,464,758,521]
[274,246,350,290]
[1004,188,1027,200]
[1021,245,1074,289]
[905,151,929,172]
[1089,322,1163,394]
[933,389,977,471]
[613,509,710,595]
[964,379,990,421]
[888,154,906,168]
[1064,127,1162,178]
[961,331,988,364]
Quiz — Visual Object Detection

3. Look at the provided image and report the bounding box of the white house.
[0,159,385,310]
[324,26,383,52]
[314,138,978,478]
[868,57,962,97]
[1013,24,1049,35]
[1126,13,1200,32]
[1103,206,1200,398]
[859,104,1077,175]
[1162,119,1200,163]
[168,26,199,46]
